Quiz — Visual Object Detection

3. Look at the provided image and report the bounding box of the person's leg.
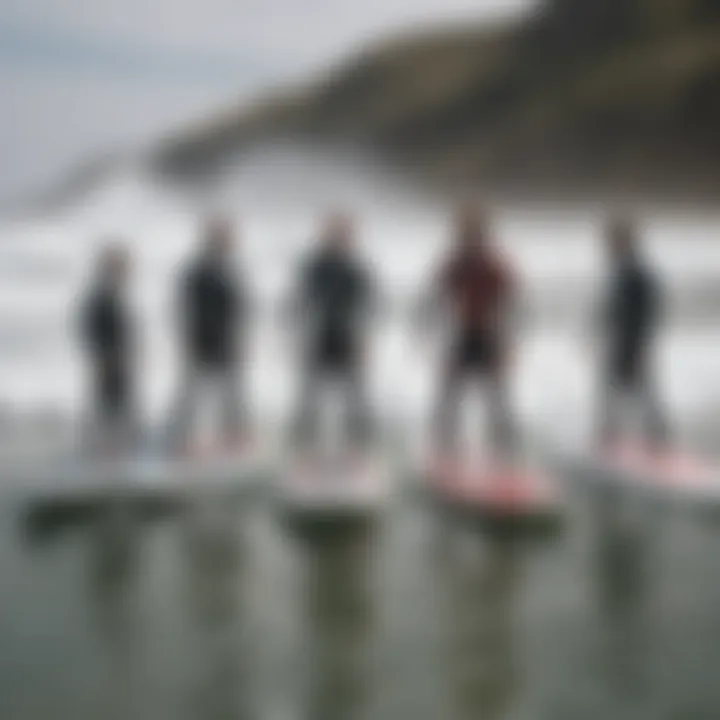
[293,361,322,447]
[486,371,518,459]
[218,364,247,445]
[598,344,630,447]
[637,372,670,447]
[113,365,141,453]
[167,362,203,452]
[93,363,138,456]
[598,379,619,447]
[471,333,517,459]
[434,364,464,454]
[344,363,373,449]
[89,361,116,456]
[435,330,476,454]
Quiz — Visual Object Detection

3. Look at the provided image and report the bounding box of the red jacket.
[439,249,514,332]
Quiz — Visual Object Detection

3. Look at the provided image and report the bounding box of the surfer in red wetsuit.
[429,205,518,456]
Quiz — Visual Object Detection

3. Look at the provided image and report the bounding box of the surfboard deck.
[276,448,390,523]
[426,454,563,534]
[562,442,720,511]
[12,446,262,516]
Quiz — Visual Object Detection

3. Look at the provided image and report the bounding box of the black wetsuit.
[181,257,246,368]
[168,256,249,447]
[294,248,374,445]
[604,259,660,385]
[601,257,668,443]
[299,249,373,370]
[81,285,134,418]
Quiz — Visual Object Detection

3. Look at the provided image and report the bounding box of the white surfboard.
[9,446,263,511]
[561,442,720,511]
[276,450,391,517]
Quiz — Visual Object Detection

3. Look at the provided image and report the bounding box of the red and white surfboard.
[427,453,562,521]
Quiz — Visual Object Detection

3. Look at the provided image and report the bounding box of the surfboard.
[426,454,563,532]
[562,442,720,511]
[276,448,390,522]
[11,445,263,518]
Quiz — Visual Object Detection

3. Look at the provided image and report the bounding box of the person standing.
[170,216,249,453]
[429,205,518,457]
[598,217,669,447]
[291,212,375,450]
[79,243,137,455]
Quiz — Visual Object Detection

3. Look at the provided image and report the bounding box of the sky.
[0,0,533,204]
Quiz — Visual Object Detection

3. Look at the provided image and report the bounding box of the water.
[4,485,720,720]
[1,159,720,719]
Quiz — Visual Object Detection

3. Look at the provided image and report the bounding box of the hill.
[152,0,720,199]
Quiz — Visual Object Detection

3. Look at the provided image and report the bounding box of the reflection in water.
[181,507,251,720]
[86,509,142,720]
[437,530,522,720]
[592,497,653,704]
[299,527,375,720]
[83,504,252,720]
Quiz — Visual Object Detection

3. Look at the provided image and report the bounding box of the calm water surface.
[2,468,720,720]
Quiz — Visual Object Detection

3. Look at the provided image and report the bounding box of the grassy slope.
[153,1,720,195]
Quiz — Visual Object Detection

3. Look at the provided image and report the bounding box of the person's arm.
[637,267,662,344]
[495,256,519,352]
[358,262,380,325]
[646,269,662,331]
[176,267,193,353]
[287,256,314,324]
[232,269,255,359]
[590,273,614,351]
[228,267,247,324]
[241,275,253,324]
[596,287,611,335]
[78,292,99,354]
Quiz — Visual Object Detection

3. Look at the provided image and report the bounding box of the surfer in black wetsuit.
[80,243,136,454]
[291,213,375,449]
[599,217,669,447]
[169,216,250,452]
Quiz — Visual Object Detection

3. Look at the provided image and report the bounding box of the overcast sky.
[0,0,533,203]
